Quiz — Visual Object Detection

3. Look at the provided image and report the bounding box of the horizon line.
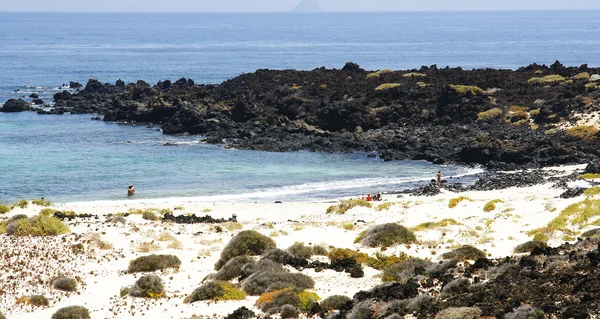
[1,8,599,13]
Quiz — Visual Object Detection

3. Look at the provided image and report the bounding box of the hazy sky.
[1,0,600,12]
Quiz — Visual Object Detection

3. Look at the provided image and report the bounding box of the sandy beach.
[1,163,599,319]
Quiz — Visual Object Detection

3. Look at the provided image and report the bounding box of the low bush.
[326,199,372,214]
[0,205,10,214]
[312,244,328,256]
[448,196,472,208]
[403,72,426,78]
[319,295,352,311]
[128,254,181,273]
[544,128,559,135]
[185,281,246,303]
[382,258,433,283]
[10,214,28,221]
[365,252,408,270]
[527,75,565,84]
[477,108,503,121]
[288,242,314,259]
[215,230,276,270]
[13,199,29,209]
[366,69,393,79]
[578,173,600,180]
[19,295,50,306]
[51,306,91,319]
[442,246,485,261]
[39,208,56,216]
[129,274,165,298]
[32,198,51,206]
[52,276,78,292]
[328,248,370,264]
[241,259,286,278]
[573,72,591,80]
[262,248,293,264]
[142,210,160,221]
[213,255,256,281]
[587,82,599,90]
[280,305,300,319]
[440,278,470,298]
[242,271,315,295]
[375,202,394,211]
[355,223,416,247]
[566,125,599,140]
[513,240,548,253]
[504,305,546,319]
[255,288,320,312]
[411,219,461,231]
[375,83,401,91]
[435,307,481,319]
[449,84,483,95]
[483,199,504,212]
[0,311,5,319]
[5,215,70,236]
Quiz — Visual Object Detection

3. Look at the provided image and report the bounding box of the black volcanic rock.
[69,81,83,89]
[1,98,30,112]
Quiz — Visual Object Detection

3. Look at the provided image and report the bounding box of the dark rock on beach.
[8,61,600,170]
[1,98,30,112]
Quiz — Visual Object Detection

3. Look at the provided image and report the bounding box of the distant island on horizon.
[292,0,324,12]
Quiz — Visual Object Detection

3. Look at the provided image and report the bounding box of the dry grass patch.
[477,108,503,121]
[584,186,600,197]
[326,199,372,214]
[573,72,591,80]
[375,83,401,91]
[566,125,599,140]
[411,219,462,231]
[448,196,472,208]
[366,69,393,79]
[483,199,504,212]
[449,84,483,95]
[578,173,600,180]
[528,74,565,84]
[135,241,161,253]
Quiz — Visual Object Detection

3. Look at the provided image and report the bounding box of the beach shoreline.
[2,163,600,318]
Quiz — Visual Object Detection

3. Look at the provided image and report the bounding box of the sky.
[1,0,600,12]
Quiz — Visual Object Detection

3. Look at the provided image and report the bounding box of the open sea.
[1,11,599,203]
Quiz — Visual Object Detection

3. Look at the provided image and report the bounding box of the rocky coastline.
[2,61,600,170]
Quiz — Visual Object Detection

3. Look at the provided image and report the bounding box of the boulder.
[69,81,83,88]
[32,99,44,105]
[589,74,600,82]
[83,79,108,93]
[53,90,72,102]
[29,92,39,98]
[1,98,30,112]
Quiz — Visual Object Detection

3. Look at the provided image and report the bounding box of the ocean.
[1,11,599,203]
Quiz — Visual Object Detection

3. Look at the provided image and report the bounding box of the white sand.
[0,163,596,319]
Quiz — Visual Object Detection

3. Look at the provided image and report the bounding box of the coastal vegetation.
[52,277,78,292]
[215,230,276,270]
[326,199,372,214]
[578,173,600,179]
[128,254,181,273]
[411,219,461,231]
[441,245,485,261]
[354,223,416,247]
[3,214,70,236]
[477,107,503,121]
[375,83,401,91]
[185,281,246,303]
[241,271,315,295]
[0,205,10,214]
[129,275,165,298]
[319,295,352,311]
[483,199,504,212]
[448,196,472,208]
[255,288,320,311]
[565,125,599,140]
[513,240,548,253]
[527,74,565,84]
[287,242,327,259]
[449,84,483,95]
[51,306,91,319]
[403,72,427,78]
[366,69,393,79]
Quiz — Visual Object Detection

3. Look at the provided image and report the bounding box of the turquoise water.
[2,10,599,202]
[0,112,477,203]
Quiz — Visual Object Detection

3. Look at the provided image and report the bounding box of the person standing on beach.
[436,171,442,188]
[127,185,136,196]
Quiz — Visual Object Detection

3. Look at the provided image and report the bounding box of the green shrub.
[566,125,599,140]
[13,199,29,209]
[366,69,393,79]
[280,305,300,319]
[312,244,328,256]
[242,271,315,295]
[581,228,600,239]
[442,245,485,261]
[185,281,246,303]
[255,288,320,312]
[449,84,483,95]
[355,223,416,247]
[326,199,372,214]
[448,196,472,208]
[382,258,433,283]
[365,252,408,270]
[39,208,56,216]
[129,274,165,298]
[587,82,598,90]
[504,305,545,319]
[0,205,10,214]
[319,295,352,311]
[262,248,293,263]
[30,294,50,306]
[579,173,600,180]
[375,202,394,211]
[212,255,256,281]
[440,278,470,298]
[32,198,51,206]
[51,306,91,319]
[528,75,565,84]
[52,276,77,292]
[403,72,426,78]
[411,219,461,231]
[10,214,28,221]
[287,242,314,259]
[483,199,504,212]
[375,83,401,91]
[435,307,481,319]
[477,108,503,121]
[242,259,286,278]
[6,215,70,236]
[128,254,181,273]
[142,210,160,221]
[513,240,548,254]
[215,230,276,270]
[573,72,591,80]
[328,248,370,264]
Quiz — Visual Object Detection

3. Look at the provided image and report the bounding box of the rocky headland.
[3,61,600,170]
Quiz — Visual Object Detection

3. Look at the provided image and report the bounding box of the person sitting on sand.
[374,193,382,201]
[127,185,136,196]
[366,193,373,201]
